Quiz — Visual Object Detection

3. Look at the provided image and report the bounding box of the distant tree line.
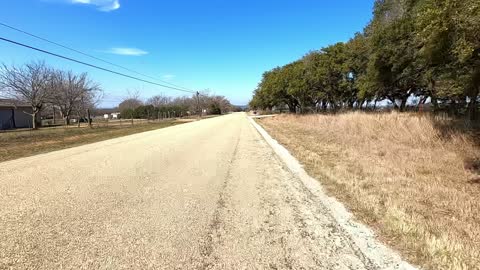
[0,61,234,129]
[0,61,101,129]
[118,92,232,120]
[250,0,480,120]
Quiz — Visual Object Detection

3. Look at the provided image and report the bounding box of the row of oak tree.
[250,0,480,120]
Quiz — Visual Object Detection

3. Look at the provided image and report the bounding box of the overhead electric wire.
[0,36,200,94]
[0,22,195,92]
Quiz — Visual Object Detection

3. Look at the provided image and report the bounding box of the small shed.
[0,99,36,130]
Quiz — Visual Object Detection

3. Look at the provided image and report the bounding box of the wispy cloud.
[162,74,175,81]
[71,0,120,12]
[106,47,148,56]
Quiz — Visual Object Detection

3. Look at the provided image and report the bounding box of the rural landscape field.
[258,113,480,269]
[0,0,479,269]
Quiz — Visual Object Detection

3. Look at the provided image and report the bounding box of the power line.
[0,36,197,94]
[0,22,195,92]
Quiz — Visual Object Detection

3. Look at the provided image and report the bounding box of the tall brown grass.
[258,112,480,270]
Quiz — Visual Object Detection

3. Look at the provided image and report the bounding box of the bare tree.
[146,94,171,108]
[75,90,101,128]
[0,61,51,129]
[75,78,103,128]
[49,70,101,125]
[209,95,232,114]
[118,90,142,124]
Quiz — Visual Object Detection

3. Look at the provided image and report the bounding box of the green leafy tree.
[250,0,480,119]
[345,33,371,108]
[367,0,423,111]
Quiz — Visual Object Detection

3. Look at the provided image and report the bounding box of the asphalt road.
[0,113,405,269]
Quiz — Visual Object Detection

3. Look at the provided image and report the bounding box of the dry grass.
[258,112,480,270]
[0,120,182,163]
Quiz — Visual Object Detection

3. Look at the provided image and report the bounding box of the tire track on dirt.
[198,126,242,269]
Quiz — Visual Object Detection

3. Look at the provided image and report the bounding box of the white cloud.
[162,74,175,81]
[71,0,120,12]
[106,47,148,56]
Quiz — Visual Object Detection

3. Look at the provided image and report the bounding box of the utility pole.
[196,91,201,118]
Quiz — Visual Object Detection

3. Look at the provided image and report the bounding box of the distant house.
[111,112,120,119]
[103,112,121,120]
[0,99,37,130]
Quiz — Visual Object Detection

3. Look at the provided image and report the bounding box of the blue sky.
[0,0,374,107]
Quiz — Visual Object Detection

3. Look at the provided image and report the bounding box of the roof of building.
[94,108,118,114]
[0,99,31,108]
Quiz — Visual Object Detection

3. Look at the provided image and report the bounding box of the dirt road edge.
[248,116,417,270]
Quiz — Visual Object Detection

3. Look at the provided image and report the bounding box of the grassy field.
[258,113,480,270]
[0,120,185,163]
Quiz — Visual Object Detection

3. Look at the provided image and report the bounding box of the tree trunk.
[388,97,398,110]
[60,111,65,126]
[431,96,438,111]
[288,104,296,113]
[400,96,408,112]
[87,108,92,128]
[348,101,355,109]
[356,100,363,110]
[331,101,339,113]
[430,79,438,112]
[467,87,479,121]
[32,112,37,129]
[417,96,428,112]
